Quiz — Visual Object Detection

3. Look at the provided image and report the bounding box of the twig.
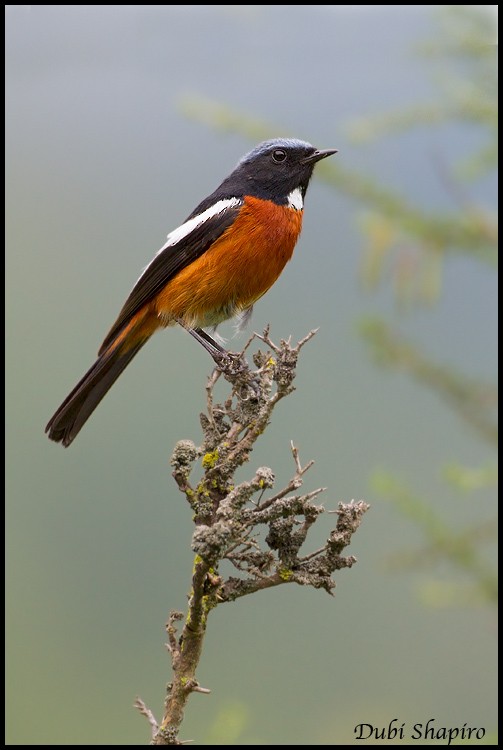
[134,697,159,741]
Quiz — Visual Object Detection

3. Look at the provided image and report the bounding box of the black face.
[188,138,336,216]
[227,139,336,204]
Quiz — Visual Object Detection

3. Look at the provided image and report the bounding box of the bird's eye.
[272,149,287,163]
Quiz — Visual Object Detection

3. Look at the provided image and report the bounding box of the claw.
[212,351,260,401]
[212,350,247,377]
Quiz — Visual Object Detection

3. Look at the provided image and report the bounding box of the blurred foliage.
[371,470,497,606]
[359,318,498,447]
[205,701,250,745]
[352,5,498,609]
[348,5,498,305]
[350,6,498,181]
[182,6,497,609]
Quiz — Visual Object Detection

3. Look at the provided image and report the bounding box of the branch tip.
[192,685,211,694]
[134,696,159,739]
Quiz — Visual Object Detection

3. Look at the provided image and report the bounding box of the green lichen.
[202,449,219,469]
[279,568,294,581]
[195,481,211,498]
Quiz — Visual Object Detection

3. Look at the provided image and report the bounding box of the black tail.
[46,341,147,447]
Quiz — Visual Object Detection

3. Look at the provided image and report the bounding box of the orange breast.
[154,196,303,328]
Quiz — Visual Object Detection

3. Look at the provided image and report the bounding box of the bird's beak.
[300,148,338,165]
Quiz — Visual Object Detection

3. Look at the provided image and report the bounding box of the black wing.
[99,199,242,354]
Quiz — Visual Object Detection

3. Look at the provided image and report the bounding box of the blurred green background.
[6,5,497,745]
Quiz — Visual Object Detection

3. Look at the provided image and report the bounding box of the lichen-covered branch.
[136,328,369,744]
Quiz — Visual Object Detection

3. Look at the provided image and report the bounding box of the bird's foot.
[212,351,260,400]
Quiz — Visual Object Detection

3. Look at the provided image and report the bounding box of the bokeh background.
[6,5,497,745]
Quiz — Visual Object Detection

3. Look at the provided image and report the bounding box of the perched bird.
[46,138,337,446]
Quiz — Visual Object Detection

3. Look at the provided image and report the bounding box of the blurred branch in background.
[359,318,498,447]
[347,5,497,305]
[349,5,498,182]
[180,6,497,610]
[349,5,497,610]
[371,470,497,607]
[137,330,369,744]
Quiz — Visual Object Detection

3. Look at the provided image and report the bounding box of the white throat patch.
[287,187,303,211]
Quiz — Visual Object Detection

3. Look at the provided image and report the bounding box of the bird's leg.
[177,320,258,396]
[177,320,241,370]
[186,326,227,358]
[193,327,247,376]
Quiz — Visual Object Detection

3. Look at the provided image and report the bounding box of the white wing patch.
[287,187,303,211]
[160,197,242,251]
[136,197,242,283]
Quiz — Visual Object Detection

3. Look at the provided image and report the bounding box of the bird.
[45,138,337,447]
